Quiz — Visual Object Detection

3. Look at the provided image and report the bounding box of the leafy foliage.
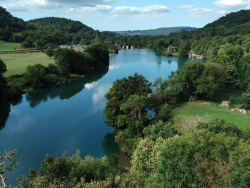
[103,73,152,131]
[0,59,7,97]
[19,150,110,188]
[0,150,18,187]
[143,120,177,141]
[44,46,54,58]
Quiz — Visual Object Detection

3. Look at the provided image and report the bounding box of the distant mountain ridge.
[114,27,198,36]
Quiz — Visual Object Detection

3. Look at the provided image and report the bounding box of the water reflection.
[25,65,109,108]
[91,84,112,114]
[0,96,22,130]
[102,133,120,158]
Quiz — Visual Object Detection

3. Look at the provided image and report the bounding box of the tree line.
[0,42,109,101]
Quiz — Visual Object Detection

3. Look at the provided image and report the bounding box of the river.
[0,49,204,186]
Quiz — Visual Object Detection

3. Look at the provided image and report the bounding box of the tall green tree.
[0,59,7,98]
[103,73,152,131]
[0,150,18,187]
[44,46,54,58]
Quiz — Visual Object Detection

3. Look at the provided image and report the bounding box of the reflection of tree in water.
[0,96,23,130]
[25,65,109,108]
[102,133,120,158]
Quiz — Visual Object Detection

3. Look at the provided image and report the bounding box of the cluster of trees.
[0,42,109,101]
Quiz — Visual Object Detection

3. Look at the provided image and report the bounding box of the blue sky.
[1,0,249,31]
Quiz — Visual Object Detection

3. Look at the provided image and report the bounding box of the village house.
[74,46,85,52]
[167,45,176,51]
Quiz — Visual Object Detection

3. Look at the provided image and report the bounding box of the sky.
[1,0,250,31]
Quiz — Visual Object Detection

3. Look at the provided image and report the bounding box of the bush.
[155,103,172,122]
[18,150,111,188]
[197,118,243,138]
[229,93,250,109]
[143,120,178,141]
[24,64,59,89]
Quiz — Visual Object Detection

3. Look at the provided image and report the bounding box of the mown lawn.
[0,41,22,51]
[1,53,54,76]
[173,102,250,129]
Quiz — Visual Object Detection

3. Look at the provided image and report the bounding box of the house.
[167,45,176,51]
[220,101,229,107]
[60,45,66,48]
[74,46,85,52]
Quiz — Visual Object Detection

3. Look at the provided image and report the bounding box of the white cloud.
[85,82,98,89]
[109,64,120,70]
[91,84,112,114]
[70,5,171,15]
[178,6,227,19]
[2,0,116,12]
[213,0,250,10]
[131,13,173,19]
[178,5,196,9]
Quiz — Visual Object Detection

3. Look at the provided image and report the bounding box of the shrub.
[143,120,178,141]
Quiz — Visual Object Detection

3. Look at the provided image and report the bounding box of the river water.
[0,49,202,185]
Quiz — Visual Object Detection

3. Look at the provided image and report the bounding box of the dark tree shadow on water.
[102,133,121,158]
[25,65,109,108]
[0,96,23,130]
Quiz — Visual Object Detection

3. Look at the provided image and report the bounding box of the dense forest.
[0,7,25,41]
[1,6,250,188]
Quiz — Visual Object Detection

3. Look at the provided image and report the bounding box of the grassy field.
[0,41,23,51]
[0,53,54,76]
[173,102,250,129]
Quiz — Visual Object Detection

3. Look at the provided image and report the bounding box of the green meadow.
[0,53,54,76]
[173,101,250,129]
[0,41,23,51]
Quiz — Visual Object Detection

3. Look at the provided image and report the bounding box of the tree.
[18,150,110,188]
[150,129,237,188]
[179,40,190,57]
[143,120,177,141]
[247,82,250,94]
[0,150,18,187]
[118,95,150,135]
[44,46,54,58]
[0,59,7,98]
[228,142,250,187]
[103,73,152,131]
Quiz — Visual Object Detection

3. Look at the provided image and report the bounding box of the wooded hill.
[0,7,25,41]
[0,6,116,48]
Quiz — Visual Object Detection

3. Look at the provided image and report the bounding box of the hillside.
[0,7,116,47]
[0,6,25,41]
[114,27,198,36]
[28,17,93,34]
[204,9,250,28]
